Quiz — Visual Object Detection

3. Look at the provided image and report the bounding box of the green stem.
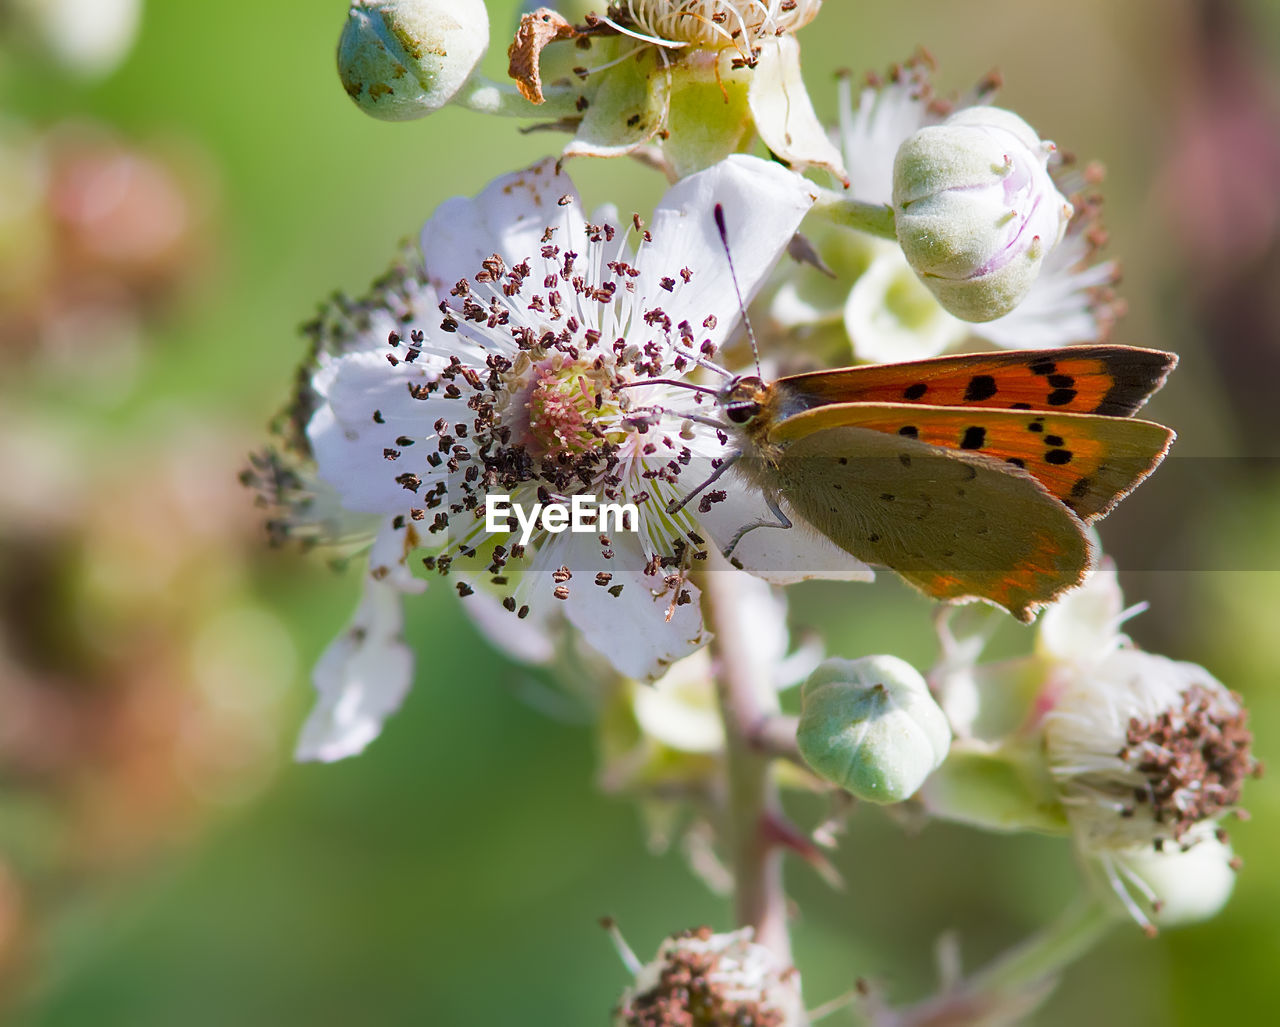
[451,73,583,120]
[811,188,898,241]
[887,898,1116,1027]
[749,714,804,767]
[968,898,1115,998]
[700,554,793,966]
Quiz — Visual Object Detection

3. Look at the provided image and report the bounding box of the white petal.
[696,488,874,585]
[770,278,835,329]
[636,155,816,350]
[1111,827,1236,927]
[420,157,588,295]
[308,351,445,515]
[295,522,423,762]
[723,570,788,671]
[633,650,724,753]
[1037,563,1127,665]
[552,533,707,681]
[842,245,968,363]
[839,71,935,205]
[458,575,557,665]
[748,36,849,183]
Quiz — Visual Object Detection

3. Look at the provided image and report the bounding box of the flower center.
[503,352,627,460]
[1118,684,1257,842]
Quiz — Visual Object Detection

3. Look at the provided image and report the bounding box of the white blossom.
[254,155,870,760]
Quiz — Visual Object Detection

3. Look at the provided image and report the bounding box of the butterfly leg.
[667,451,742,516]
[722,492,792,561]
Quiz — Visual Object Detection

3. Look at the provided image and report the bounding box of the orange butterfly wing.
[776,346,1176,418]
[768,402,1173,522]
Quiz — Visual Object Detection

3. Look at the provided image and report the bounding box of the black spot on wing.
[904,383,928,400]
[964,375,998,401]
[960,426,986,450]
[898,425,918,438]
[1045,448,1073,465]
[1047,388,1078,406]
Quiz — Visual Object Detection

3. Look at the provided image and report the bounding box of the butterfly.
[705,345,1176,622]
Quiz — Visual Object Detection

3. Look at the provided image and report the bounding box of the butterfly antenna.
[714,203,761,378]
[615,378,719,397]
[670,343,732,379]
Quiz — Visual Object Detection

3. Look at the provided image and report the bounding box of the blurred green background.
[1,0,1277,1023]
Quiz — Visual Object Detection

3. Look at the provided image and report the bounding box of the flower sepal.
[918,739,1069,836]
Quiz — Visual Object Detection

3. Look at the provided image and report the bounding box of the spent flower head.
[922,567,1259,929]
[614,926,807,1026]
[508,0,845,180]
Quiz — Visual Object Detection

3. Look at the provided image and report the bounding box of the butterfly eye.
[726,400,760,424]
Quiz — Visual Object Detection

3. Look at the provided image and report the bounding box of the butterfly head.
[718,376,771,429]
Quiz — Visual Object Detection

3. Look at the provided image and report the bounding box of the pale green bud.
[796,655,951,804]
[337,0,489,122]
[892,106,1073,322]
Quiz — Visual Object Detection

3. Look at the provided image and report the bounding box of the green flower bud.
[337,0,489,122]
[796,655,951,804]
[892,106,1073,322]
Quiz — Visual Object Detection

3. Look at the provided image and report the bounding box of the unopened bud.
[797,655,951,804]
[337,0,489,121]
[892,106,1073,322]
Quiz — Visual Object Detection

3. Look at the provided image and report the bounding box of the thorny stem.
[451,73,583,120]
[811,188,898,241]
[701,554,794,968]
[883,898,1116,1027]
